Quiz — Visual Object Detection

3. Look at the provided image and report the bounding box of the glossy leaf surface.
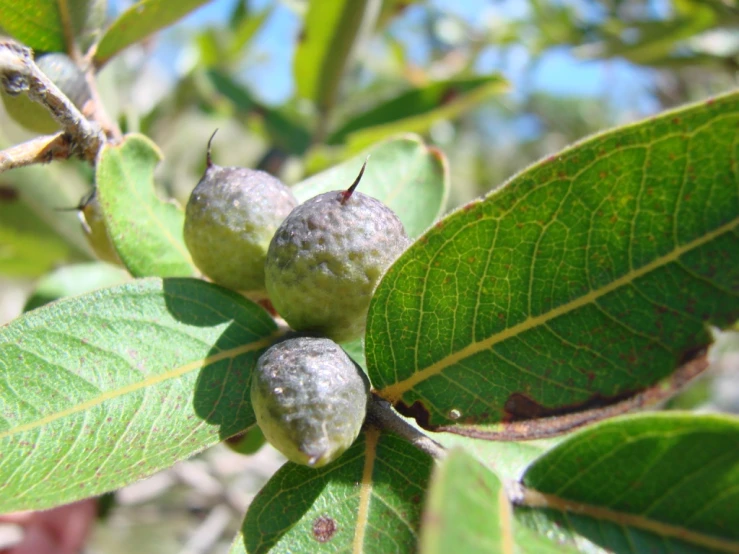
[367,92,739,438]
[0,278,277,511]
[518,413,739,553]
[96,133,197,278]
[231,429,432,554]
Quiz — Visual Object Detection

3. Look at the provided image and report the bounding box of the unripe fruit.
[265,162,409,342]
[77,189,121,265]
[251,336,370,468]
[1,53,92,134]
[184,132,298,293]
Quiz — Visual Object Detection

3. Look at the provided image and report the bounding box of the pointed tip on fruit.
[55,189,95,212]
[340,155,370,205]
[206,129,219,168]
[303,447,327,467]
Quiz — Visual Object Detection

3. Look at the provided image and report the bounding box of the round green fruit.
[1,53,92,134]
[184,133,298,293]
[251,336,370,468]
[265,162,409,342]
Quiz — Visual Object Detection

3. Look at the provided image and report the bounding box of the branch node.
[366,394,447,460]
[0,39,105,173]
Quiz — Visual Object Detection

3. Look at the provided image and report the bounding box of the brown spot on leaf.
[502,389,637,422]
[394,399,434,429]
[312,516,336,543]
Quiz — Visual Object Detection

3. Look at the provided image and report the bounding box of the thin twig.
[366,394,447,460]
[0,132,73,172]
[83,66,122,141]
[0,39,104,170]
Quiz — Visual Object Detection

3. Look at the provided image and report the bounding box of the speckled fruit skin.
[251,336,370,468]
[184,166,298,293]
[265,190,409,342]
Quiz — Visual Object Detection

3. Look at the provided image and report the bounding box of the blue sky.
[111,0,660,117]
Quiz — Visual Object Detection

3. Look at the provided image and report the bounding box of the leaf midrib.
[379,216,739,401]
[520,487,739,553]
[0,335,277,441]
[109,146,194,266]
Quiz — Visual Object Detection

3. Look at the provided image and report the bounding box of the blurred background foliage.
[0,0,737,551]
[1,0,738,284]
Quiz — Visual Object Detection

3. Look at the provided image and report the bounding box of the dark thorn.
[340,156,370,205]
[54,189,96,212]
[206,129,219,168]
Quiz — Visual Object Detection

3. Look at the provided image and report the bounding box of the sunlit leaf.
[0,277,277,512]
[96,133,197,278]
[94,0,212,66]
[0,0,101,52]
[435,434,558,481]
[231,429,432,553]
[367,91,739,439]
[327,75,509,152]
[293,135,449,239]
[419,448,514,554]
[23,261,130,312]
[420,448,579,554]
[517,412,739,553]
[293,0,377,116]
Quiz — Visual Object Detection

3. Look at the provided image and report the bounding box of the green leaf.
[293,0,375,115]
[517,412,739,553]
[0,0,66,52]
[327,75,509,151]
[0,277,277,512]
[419,448,579,554]
[94,0,211,67]
[23,261,130,312]
[205,70,312,155]
[224,425,265,456]
[340,337,366,372]
[0,0,106,53]
[0,148,93,261]
[367,91,739,438]
[232,428,432,553]
[419,448,514,554]
[435,434,558,481]
[292,135,449,239]
[96,133,197,278]
[228,4,273,61]
[0,185,71,277]
[589,7,716,66]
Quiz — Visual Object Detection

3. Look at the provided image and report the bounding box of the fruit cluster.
[7,46,408,471]
[184,135,409,467]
